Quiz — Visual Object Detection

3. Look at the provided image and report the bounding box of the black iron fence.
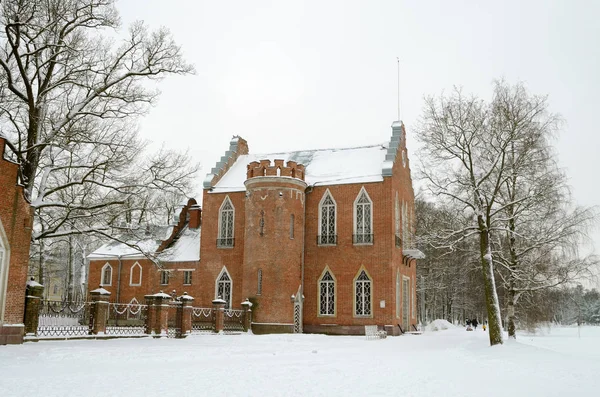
[223,309,244,333]
[36,300,91,337]
[191,307,215,333]
[106,302,147,336]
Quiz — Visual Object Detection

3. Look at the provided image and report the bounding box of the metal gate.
[293,285,303,333]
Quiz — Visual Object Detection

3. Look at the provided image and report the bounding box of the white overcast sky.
[117,0,600,259]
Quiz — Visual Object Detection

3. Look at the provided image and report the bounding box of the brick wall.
[0,137,33,344]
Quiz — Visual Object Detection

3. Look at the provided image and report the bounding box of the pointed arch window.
[318,268,336,316]
[218,197,235,247]
[354,269,372,317]
[129,262,142,286]
[318,191,337,245]
[101,263,112,286]
[354,188,373,244]
[216,268,232,309]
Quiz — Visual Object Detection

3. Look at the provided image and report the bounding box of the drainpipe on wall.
[116,255,123,304]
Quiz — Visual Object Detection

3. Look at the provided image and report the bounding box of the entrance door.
[402,277,410,331]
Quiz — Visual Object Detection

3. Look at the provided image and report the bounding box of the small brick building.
[0,136,33,345]
[88,121,423,335]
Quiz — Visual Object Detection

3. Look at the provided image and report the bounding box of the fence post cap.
[152,291,172,299]
[26,277,43,288]
[179,292,195,301]
[90,286,111,295]
[241,299,253,307]
[212,298,227,304]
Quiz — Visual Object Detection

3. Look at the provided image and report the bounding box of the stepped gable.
[246,159,306,180]
[203,136,249,189]
[382,120,406,176]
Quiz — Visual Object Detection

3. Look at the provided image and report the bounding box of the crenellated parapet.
[246,159,306,181]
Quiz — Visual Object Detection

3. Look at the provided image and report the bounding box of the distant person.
[472,318,479,330]
[483,320,487,331]
[466,318,471,327]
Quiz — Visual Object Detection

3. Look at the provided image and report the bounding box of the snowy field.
[1,324,599,397]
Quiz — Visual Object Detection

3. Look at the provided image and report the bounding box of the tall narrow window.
[396,270,401,318]
[318,268,336,316]
[257,269,262,295]
[354,268,372,317]
[318,190,336,245]
[290,214,295,239]
[218,196,234,247]
[216,267,232,309]
[160,270,169,285]
[354,188,373,244]
[183,270,192,285]
[129,262,142,286]
[412,279,416,319]
[395,193,401,247]
[402,202,408,249]
[101,263,112,286]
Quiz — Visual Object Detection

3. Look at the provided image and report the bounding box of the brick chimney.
[188,205,202,229]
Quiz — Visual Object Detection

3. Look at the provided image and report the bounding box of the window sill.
[353,243,373,246]
[317,314,337,318]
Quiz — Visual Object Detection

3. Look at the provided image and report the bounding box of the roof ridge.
[251,143,387,156]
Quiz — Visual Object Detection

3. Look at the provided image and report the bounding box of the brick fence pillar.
[212,298,226,334]
[241,298,253,333]
[178,292,194,337]
[145,292,171,337]
[89,286,111,335]
[24,278,44,336]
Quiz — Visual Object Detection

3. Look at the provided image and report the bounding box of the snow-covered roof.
[158,226,201,262]
[212,144,388,192]
[87,225,173,259]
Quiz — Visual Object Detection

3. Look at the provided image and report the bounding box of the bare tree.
[0,0,197,242]
[490,83,599,338]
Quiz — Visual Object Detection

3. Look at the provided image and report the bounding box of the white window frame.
[183,270,192,285]
[160,270,169,285]
[215,267,232,309]
[353,266,373,318]
[0,218,10,323]
[101,263,113,286]
[353,187,373,245]
[318,189,337,245]
[396,270,401,319]
[129,262,142,286]
[318,266,336,317]
[218,196,235,248]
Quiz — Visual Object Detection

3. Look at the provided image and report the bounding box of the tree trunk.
[507,289,516,339]
[479,217,504,346]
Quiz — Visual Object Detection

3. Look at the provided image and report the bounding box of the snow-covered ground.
[1,325,599,397]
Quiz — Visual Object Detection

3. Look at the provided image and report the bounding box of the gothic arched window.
[318,268,336,316]
[218,196,235,247]
[354,268,372,317]
[318,190,336,245]
[216,267,232,309]
[354,188,373,244]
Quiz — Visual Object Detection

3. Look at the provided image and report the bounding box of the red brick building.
[0,136,33,345]
[88,121,423,335]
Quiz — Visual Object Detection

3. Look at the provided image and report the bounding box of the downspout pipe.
[116,255,122,304]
